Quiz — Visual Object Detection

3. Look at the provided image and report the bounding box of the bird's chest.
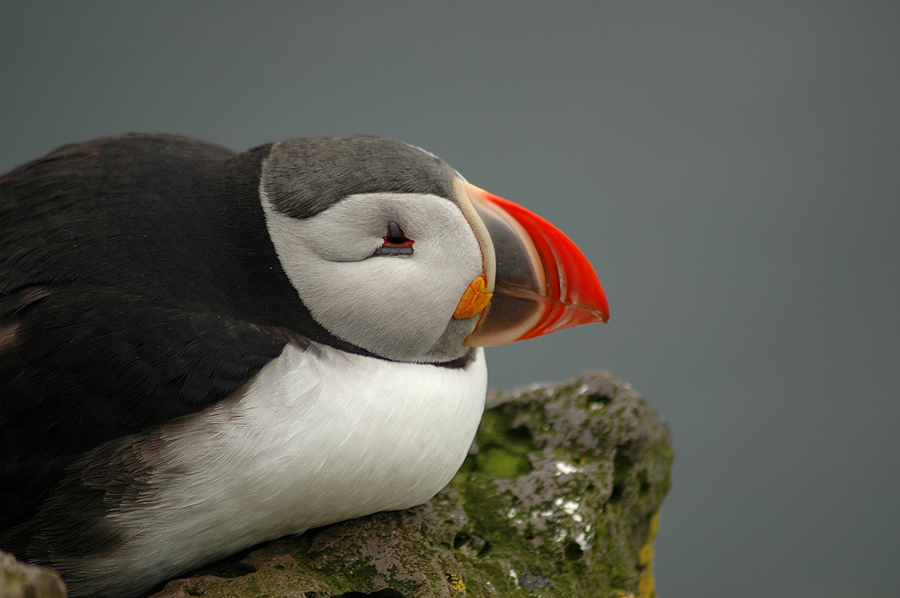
[145,343,487,540]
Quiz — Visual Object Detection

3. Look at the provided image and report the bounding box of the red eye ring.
[382,237,414,247]
[373,221,414,256]
[383,221,412,245]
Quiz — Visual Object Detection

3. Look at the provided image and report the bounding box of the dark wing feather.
[0,135,305,531]
[0,284,291,524]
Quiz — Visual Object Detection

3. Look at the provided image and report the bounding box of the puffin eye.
[373,221,414,256]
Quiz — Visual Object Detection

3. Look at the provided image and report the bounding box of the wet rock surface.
[144,371,673,598]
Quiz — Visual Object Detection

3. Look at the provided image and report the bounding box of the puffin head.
[259,136,609,363]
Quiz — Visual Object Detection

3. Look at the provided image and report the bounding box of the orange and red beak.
[455,181,609,347]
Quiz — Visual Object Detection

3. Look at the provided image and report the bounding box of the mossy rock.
[142,371,672,598]
[0,549,67,598]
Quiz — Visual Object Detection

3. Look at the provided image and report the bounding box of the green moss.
[475,408,536,454]
[476,446,532,479]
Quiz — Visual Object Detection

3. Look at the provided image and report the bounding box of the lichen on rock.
[144,371,672,598]
[0,549,67,598]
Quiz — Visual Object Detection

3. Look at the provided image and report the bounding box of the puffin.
[0,134,608,597]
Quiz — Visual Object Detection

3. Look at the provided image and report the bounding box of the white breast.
[69,343,486,596]
[168,342,486,529]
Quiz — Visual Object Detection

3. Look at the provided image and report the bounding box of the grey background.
[2,2,898,597]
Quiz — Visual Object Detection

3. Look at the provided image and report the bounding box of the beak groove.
[459,182,609,347]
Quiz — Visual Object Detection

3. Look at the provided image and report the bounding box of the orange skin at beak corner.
[459,183,609,347]
[453,274,493,320]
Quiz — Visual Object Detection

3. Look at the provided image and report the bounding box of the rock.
[0,549,68,598]
[145,371,672,598]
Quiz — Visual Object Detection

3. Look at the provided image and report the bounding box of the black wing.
[0,135,309,529]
